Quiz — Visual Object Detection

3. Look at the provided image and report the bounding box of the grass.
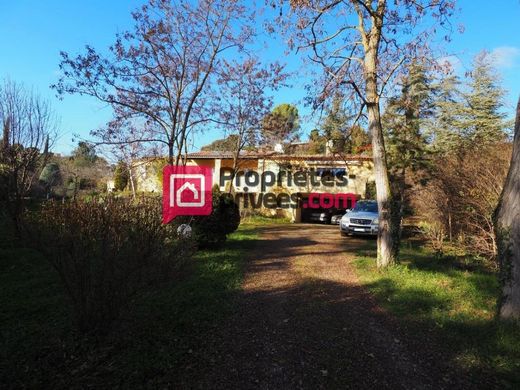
[0,220,259,388]
[353,240,520,388]
[240,213,292,225]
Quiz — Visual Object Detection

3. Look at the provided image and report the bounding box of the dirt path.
[176,224,471,389]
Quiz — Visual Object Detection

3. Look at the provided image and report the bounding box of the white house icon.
[170,174,206,208]
[177,181,199,202]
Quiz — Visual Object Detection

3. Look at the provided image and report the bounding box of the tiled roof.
[186,150,261,159]
[187,150,372,162]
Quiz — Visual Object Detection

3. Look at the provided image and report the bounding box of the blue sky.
[1,0,519,155]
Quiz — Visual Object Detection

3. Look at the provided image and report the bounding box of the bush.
[113,161,129,191]
[39,162,62,192]
[218,192,241,234]
[418,221,445,255]
[24,196,194,333]
[184,189,241,249]
[413,144,510,263]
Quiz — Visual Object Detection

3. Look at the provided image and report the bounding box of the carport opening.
[300,195,355,224]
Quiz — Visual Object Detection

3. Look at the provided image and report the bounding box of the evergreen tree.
[319,94,369,154]
[72,141,98,167]
[308,128,325,154]
[201,135,241,152]
[430,52,509,154]
[39,163,61,187]
[463,52,509,145]
[348,125,370,154]
[113,161,129,191]
[384,61,434,178]
[428,74,465,153]
[322,94,349,152]
[383,61,436,247]
[261,104,300,146]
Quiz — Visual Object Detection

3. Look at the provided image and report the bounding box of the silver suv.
[340,200,379,236]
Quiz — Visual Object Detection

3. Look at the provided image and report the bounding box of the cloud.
[490,46,520,69]
[436,55,463,73]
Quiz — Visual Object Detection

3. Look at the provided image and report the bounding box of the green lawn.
[0,221,259,388]
[354,241,520,387]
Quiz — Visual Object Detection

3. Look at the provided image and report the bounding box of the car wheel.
[340,231,348,237]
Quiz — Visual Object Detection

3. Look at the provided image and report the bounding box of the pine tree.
[384,61,433,173]
[261,104,300,146]
[383,61,435,249]
[322,94,349,152]
[320,94,369,154]
[463,52,509,146]
[428,74,465,153]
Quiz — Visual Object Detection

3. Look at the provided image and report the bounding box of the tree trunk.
[168,141,174,166]
[396,167,407,250]
[128,166,136,200]
[495,97,520,319]
[365,44,397,268]
[368,101,396,267]
[448,208,453,242]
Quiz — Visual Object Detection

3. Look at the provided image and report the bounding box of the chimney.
[274,143,284,153]
[325,140,334,156]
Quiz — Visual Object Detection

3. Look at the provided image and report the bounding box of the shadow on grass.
[2,221,518,388]
[355,242,519,389]
[0,224,260,389]
[164,274,504,389]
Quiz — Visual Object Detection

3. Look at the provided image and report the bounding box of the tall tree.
[284,0,456,267]
[431,53,509,154]
[262,103,300,146]
[463,51,509,146]
[39,162,62,199]
[428,74,464,153]
[201,135,241,152]
[320,94,370,154]
[0,79,57,234]
[383,61,434,246]
[71,141,98,167]
[53,0,253,165]
[321,94,349,153]
[495,97,520,320]
[218,57,286,181]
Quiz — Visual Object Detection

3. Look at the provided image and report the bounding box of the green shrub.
[365,181,376,199]
[113,161,129,191]
[182,189,241,249]
[24,196,195,333]
[418,221,446,255]
[39,163,62,189]
[218,192,240,235]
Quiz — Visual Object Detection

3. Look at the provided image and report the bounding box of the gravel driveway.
[175,224,474,389]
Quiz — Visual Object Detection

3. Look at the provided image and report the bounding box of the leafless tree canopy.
[274,0,456,267]
[53,0,255,165]
[0,79,58,231]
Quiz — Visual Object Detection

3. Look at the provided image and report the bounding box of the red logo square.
[162,165,213,224]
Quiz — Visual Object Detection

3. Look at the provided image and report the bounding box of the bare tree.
[217,57,287,186]
[279,0,456,267]
[92,118,163,198]
[53,0,254,165]
[414,145,510,261]
[495,97,520,319]
[0,79,58,233]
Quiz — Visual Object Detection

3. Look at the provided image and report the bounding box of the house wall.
[133,162,162,193]
[133,157,375,223]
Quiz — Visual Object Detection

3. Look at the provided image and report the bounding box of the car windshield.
[352,202,378,213]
